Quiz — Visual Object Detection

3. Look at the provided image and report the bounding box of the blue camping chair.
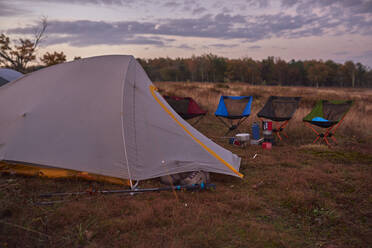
[215,96,253,135]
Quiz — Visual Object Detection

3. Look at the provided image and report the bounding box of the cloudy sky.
[1,0,372,66]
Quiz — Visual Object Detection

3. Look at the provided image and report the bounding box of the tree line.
[138,54,372,88]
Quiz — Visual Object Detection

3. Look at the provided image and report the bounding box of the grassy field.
[1,82,371,247]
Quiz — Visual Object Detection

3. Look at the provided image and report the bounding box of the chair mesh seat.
[303,100,353,128]
[257,96,301,122]
[215,96,253,119]
[215,96,253,135]
[164,96,207,120]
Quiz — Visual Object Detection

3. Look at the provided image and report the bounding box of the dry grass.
[1,83,371,248]
[156,82,372,141]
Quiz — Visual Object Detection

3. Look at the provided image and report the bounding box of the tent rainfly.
[0,68,23,87]
[0,55,242,185]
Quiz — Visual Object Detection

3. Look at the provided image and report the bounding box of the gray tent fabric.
[0,68,23,87]
[0,55,242,181]
[0,76,8,86]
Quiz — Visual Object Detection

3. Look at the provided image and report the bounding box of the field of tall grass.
[1,83,371,248]
[156,82,372,142]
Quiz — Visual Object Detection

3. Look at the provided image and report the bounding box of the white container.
[236,133,250,142]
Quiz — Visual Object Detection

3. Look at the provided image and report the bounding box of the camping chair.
[215,96,253,135]
[303,100,353,146]
[164,95,207,125]
[257,96,301,140]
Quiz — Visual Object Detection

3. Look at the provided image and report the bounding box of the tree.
[288,60,306,86]
[0,18,47,73]
[136,53,371,88]
[342,61,356,88]
[275,58,288,85]
[225,59,245,82]
[355,62,367,87]
[261,56,276,84]
[324,60,339,87]
[185,56,197,82]
[306,61,329,88]
[40,51,66,66]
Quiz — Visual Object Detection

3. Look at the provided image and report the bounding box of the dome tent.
[0,68,23,87]
[0,55,242,185]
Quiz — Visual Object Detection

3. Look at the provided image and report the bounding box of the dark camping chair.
[164,96,207,125]
[303,100,353,146]
[215,96,253,135]
[257,96,301,140]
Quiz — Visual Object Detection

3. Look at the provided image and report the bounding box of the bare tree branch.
[33,16,48,49]
[0,17,48,72]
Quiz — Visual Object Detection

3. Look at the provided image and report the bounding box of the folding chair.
[215,96,253,135]
[257,96,301,140]
[164,95,207,125]
[303,100,353,146]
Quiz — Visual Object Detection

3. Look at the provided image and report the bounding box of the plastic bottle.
[252,122,260,140]
[262,121,274,149]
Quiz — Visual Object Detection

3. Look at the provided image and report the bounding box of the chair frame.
[215,96,252,136]
[259,118,290,141]
[304,114,347,147]
[217,116,249,135]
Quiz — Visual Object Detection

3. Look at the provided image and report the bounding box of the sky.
[1,0,372,66]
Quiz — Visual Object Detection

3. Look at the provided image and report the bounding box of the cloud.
[353,50,372,60]
[221,7,232,13]
[8,20,169,47]
[163,1,181,8]
[0,3,25,16]
[176,44,194,49]
[281,0,372,15]
[45,35,167,47]
[8,9,371,43]
[258,0,270,8]
[248,45,261,49]
[210,43,239,48]
[192,7,207,15]
[5,0,372,47]
[333,51,349,56]
[26,0,136,6]
[350,50,372,67]
[272,46,287,50]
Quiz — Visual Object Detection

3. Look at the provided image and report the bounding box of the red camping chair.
[164,96,207,125]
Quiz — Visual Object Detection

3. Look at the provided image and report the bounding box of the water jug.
[252,122,260,140]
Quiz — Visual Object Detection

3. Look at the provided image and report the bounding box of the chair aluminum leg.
[278,120,289,139]
[265,119,289,141]
[305,122,337,147]
[304,122,323,144]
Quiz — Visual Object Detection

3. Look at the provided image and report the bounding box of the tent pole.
[39,183,216,198]
[129,179,133,188]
